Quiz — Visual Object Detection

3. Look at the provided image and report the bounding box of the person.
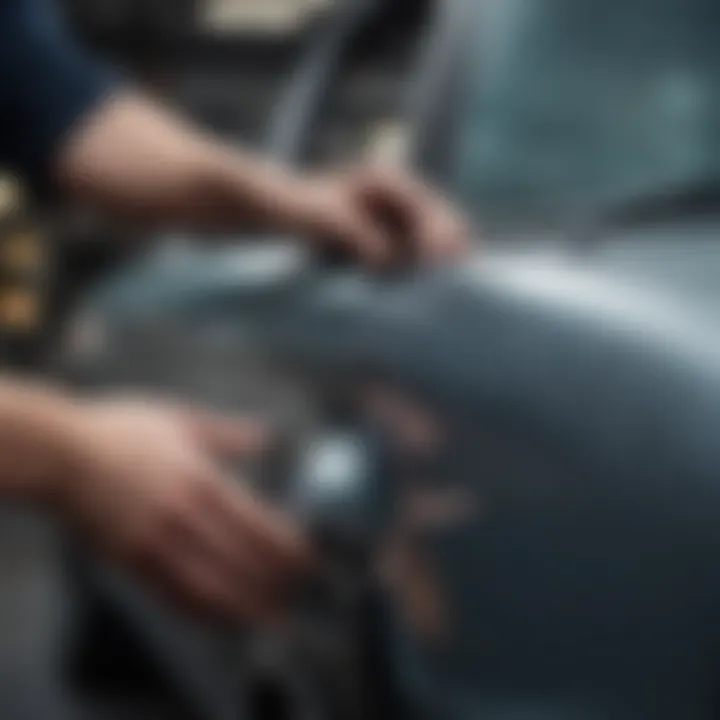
[0,0,469,623]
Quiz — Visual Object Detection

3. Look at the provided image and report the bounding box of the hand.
[286,165,470,268]
[60,398,310,622]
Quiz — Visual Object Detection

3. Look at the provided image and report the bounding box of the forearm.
[0,378,83,505]
[53,91,305,232]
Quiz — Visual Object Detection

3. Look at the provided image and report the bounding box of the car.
[59,1,720,719]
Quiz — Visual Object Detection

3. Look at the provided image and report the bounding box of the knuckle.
[192,580,222,607]
[156,486,199,534]
[120,525,156,566]
[192,581,235,616]
[186,472,215,503]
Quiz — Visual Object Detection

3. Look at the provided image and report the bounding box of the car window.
[451,0,720,231]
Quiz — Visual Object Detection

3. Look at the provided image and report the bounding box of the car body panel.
[66,228,720,719]
[64,0,720,717]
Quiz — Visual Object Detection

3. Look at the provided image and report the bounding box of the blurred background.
[0,1,717,718]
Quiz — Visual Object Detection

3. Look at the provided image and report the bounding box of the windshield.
[451,0,720,230]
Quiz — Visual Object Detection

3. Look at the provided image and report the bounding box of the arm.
[52,91,469,263]
[1,0,467,263]
[0,376,309,621]
[52,91,308,233]
[0,378,84,505]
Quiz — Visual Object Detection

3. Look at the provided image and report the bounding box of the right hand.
[60,397,310,623]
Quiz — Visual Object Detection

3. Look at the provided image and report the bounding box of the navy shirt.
[0,0,117,190]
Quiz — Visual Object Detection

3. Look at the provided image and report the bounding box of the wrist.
[0,381,90,509]
[215,151,308,234]
[258,166,311,235]
[37,400,94,512]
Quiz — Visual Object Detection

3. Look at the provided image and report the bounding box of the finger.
[400,176,471,259]
[189,475,304,600]
[167,489,282,593]
[416,199,471,260]
[389,177,469,261]
[200,470,312,572]
[344,211,395,268]
[141,541,278,622]
[361,169,470,262]
[179,409,269,458]
[422,203,472,260]
[312,204,393,268]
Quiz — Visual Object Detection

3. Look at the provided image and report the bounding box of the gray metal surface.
[62,222,720,718]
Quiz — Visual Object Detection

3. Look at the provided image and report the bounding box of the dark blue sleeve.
[0,0,120,191]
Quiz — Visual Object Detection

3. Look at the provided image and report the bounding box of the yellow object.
[0,290,40,331]
[0,175,22,219]
[0,231,43,273]
[0,173,44,338]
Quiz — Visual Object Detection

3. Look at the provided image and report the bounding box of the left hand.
[283,166,471,268]
[59,397,310,622]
